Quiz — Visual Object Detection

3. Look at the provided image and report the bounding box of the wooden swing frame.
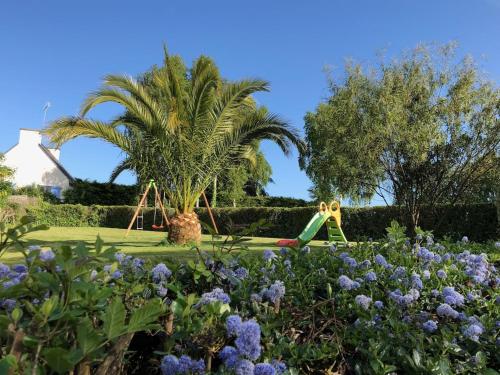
[125,180,219,237]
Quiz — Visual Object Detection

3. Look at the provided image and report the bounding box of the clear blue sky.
[1,0,499,201]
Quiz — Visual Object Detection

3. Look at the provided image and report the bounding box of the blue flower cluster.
[1,263,27,289]
[441,286,464,306]
[220,315,287,375]
[195,287,230,307]
[160,354,205,374]
[263,250,278,262]
[261,281,285,304]
[422,320,438,333]
[338,275,360,290]
[354,294,372,310]
[152,263,172,283]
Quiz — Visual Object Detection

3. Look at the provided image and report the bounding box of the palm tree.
[45,49,305,244]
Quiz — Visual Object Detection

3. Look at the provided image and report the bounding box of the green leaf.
[412,349,421,368]
[103,297,126,339]
[40,295,59,319]
[95,235,104,255]
[0,354,17,373]
[127,299,164,332]
[77,318,105,355]
[43,347,74,374]
[11,307,22,323]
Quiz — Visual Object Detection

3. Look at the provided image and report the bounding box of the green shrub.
[25,203,498,241]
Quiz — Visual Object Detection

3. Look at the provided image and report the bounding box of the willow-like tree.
[45,49,304,244]
[301,44,500,230]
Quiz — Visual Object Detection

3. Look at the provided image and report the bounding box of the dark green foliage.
[239,196,311,207]
[25,203,498,242]
[63,179,139,205]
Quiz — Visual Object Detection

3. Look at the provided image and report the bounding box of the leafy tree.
[301,44,500,229]
[0,154,13,208]
[45,48,304,244]
[206,143,273,207]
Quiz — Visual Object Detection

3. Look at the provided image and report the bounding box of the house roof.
[38,145,74,182]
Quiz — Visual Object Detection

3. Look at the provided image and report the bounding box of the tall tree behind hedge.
[63,179,138,206]
[301,44,500,229]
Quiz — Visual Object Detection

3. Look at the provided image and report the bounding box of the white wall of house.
[4,129,72,198]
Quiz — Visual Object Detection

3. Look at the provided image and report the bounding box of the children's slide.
[276,201,347,249]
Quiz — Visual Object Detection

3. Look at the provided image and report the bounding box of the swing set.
[125,179,219,237]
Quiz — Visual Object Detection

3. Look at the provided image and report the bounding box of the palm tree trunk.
[168,212,202,244]
[212,177,217,208]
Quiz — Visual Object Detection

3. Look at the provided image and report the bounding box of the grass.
[2,226,331,262]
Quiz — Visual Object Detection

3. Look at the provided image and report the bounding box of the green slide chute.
[276,201,348,249]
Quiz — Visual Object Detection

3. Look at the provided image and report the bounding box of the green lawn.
[2,226,330,262]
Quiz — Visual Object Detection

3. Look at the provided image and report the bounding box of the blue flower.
[114,252,126,264]
[422,320,438,333]
[132,258,145,271]
[338,275,360,290]
[39,249,55,262]
[111,270,122,279]
[160,354,205,374]
[235,359,255,375]
[343,256,357,268]
[374,300,384,309]
[271,360,287,374]
[411,273,423,289]
[235,320,261,361]
[263,250,277,262]
[263,281,285,304]
[220,346,239,368]
[354,294,372,310]
[391,266,406,280]
[12,264,27,273]
[374,254,388,267]
[436,303,459,319]
[152,263,172,283]
[226,315,242,337]
[279,247,288,256]
[422,270,431,280]
[436,269,447,279]
[255,363,276,375]
[359,259,372,269]
[1,299,16,311]
[156,284,168,297]
[160,355,179,375]
[461,236,469,243]
[197,287,230,306]
[462,323,483,342]
[365,271,377,282]
[234,267,249,280]
[442,287,464,306]
[301,246,311,254]
[251,293,262,303]
[0,263,10,278]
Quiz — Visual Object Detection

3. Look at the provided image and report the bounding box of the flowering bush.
[0,219,498,374]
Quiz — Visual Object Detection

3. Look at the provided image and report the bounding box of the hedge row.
[25,203,498,242]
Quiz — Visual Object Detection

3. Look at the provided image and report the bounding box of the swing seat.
[152,224,165,230]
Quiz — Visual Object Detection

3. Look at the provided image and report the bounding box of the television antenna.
[42,102,51,124]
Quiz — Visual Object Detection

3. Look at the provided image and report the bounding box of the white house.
[3,129,73,199]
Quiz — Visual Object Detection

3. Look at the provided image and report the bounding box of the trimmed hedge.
[25,203,498,242]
